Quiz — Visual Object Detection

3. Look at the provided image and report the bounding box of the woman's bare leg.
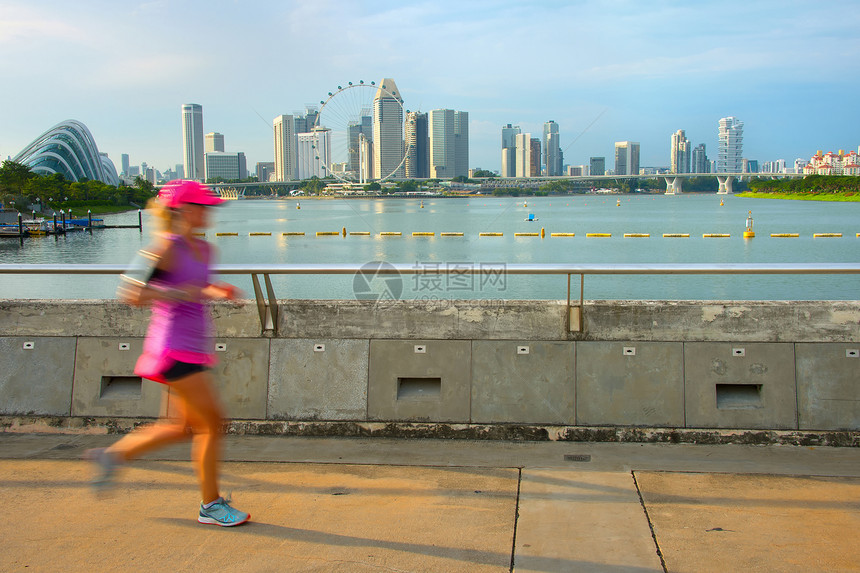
[106,388,190,461]
[165,371,224,504]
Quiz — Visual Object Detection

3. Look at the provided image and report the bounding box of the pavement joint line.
[509,467,522,573]
[632,469,668,573]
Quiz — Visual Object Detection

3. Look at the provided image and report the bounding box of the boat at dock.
[0,225,29,238]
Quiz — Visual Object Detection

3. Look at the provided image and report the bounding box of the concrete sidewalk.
[1,433,859,572]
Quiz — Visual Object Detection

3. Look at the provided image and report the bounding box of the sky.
[2,0,859,175]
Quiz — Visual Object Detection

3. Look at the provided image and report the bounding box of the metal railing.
[2,262,859,334]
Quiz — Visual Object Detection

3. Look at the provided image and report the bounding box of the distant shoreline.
[735,191,860,202]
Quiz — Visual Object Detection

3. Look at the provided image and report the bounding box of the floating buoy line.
[207,223,852,239]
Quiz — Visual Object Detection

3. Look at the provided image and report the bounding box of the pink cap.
[157,180,225,208]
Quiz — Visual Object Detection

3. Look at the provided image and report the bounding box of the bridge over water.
[477,172,806,195]
[202,172,806,198]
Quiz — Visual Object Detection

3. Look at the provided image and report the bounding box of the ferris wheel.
[313,80,407,184]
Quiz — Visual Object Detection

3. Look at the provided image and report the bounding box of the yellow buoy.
[541,227,545,238]
[296,202,301,209]
[719,200,724,206]
[743,211,755,238]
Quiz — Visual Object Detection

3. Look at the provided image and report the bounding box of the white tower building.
[296,127,331,180]
[670,129,690,174]
[515,133,532,178]
[182,104,204,181]
[717,117,744,173]
[273,114,297,181]
[372,78,405,180]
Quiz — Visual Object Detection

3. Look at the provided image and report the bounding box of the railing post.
[567,273,583,332]
[251,273,279,335]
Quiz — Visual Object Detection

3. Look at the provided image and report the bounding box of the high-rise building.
[121,154,130,176]
[405,111,429,178]
[182,103,204,181]
[293,108,319,137]
[256,162,275,183]
[691,144,709,173]
[373,78,405,180]
[429,109,455,179]
[273,114,296,181]
[670,130,690,174]
[501,124,521,177]
[614,141,640,175]
[530,138,541,176]
[205,151,246,181]
[347,110,373,176]
[296,127,331,180]
[205,132,225,153]
[589,157,606,176]
[543,121,561,176]
[717,117,743,173]
[454,111,469,178]
[514,133,531,178]
[358,133,373,182]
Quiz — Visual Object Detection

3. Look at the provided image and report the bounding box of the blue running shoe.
[84,448,120,493]
[198,497,250,527]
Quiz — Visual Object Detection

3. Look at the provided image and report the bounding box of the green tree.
[300,176,325,195]
[0,160,37,197]
[397,179,418,192]
[471,169,497,178]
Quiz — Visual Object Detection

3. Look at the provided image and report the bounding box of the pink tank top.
[143,234,214,365]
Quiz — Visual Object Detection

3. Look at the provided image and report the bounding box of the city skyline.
[2,1,859,174]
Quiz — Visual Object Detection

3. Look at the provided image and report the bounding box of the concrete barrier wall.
[1,300,858,433]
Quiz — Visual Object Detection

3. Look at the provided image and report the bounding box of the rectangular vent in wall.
[397,377,441,400]
[716,384,762,410]
[100,376,143,399]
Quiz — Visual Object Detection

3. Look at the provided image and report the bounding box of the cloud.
[0,7,90,49]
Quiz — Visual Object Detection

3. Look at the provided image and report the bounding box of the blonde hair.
[145,197,179,239]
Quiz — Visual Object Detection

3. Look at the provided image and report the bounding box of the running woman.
[86,180,249,527]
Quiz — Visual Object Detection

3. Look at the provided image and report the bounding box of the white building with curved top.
[13,120,119,186]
